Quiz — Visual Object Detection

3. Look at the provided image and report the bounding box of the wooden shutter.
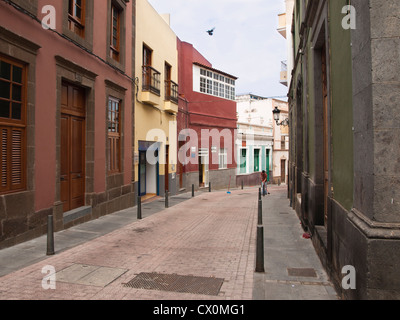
[1,128,8,190]
[0,126,25,192]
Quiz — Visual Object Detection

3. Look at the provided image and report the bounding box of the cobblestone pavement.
[0,189,258,300]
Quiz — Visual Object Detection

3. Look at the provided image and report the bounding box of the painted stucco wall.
[134,0,178,182]
[329,0,354,211]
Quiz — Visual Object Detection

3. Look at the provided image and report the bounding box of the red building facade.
[0,0,135,249]
[177,40,237,191]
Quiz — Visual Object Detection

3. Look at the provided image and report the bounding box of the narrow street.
[0,186,338,301]
[0,188,257,300]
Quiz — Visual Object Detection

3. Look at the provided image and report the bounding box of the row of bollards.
[46,184,213,256]
[256,187,265,273]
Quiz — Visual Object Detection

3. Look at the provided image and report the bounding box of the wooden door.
[322,45,329,226]
[281,159,286,184]
[60,82,86,212]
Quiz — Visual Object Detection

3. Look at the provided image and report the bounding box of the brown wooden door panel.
[71,117,84,174]
[60,114,69,212]
[72,87,85,113]
[60,82,85,212]
[281,159,286,183]
[61,84,68,107]
[60,115,69,177]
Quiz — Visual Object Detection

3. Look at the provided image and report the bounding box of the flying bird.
[206,27,215,36]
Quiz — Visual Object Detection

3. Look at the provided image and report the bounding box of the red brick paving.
[0,189,258,300]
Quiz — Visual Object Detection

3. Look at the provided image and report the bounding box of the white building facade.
[235,94,289,187]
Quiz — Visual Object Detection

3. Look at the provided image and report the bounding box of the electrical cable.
[1,0,136,83]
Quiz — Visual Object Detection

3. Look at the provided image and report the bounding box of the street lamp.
[273,106,289,126]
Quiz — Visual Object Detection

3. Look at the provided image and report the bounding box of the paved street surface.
[253,185,338,300]
[0,185,338,300]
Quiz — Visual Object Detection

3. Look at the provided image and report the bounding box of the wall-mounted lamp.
[273,106,289,126]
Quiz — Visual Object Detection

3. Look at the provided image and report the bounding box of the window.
[107,97,121,173]
[165,63,171,99]
[254,149,260,172]
[195,66,236,100]
[142,45,160,95]
[164,63,178,104]
[219,83,224,97]
[110,3,121,62]
[213,81,218,96]
[200,77,206,93]
[281,136,286,150]
[219,148,227,169]
[206,79,212,94]
[68,0,85,37]
[0,57,26,193]
[240,149,247,173]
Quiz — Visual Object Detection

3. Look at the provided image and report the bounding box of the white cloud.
[148,0,288,98]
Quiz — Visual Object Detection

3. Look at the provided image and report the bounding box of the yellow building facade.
[135,0,178,198]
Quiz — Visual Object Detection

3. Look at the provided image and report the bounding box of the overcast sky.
[147,0,288,99]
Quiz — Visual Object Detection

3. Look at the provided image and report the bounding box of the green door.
[240,149,246,173]
[254,149,260,172]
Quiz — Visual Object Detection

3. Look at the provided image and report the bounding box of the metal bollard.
[255,225,265,273]
[165,190,169,208]
[137,195,142,220]
[258,198,263,225]
[209,182,211,193]
[46,215,55,256]
[241,180,244,190]
[192,184,194,197]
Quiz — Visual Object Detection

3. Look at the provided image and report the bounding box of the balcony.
[164,80,179,114]
[277,13,287,39]
[279,60,288,87]
[142,66,161,105]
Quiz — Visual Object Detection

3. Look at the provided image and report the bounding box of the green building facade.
[288,0,400,299]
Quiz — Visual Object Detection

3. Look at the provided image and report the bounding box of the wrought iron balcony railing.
[142,66,161,96]
[165,80,179,104]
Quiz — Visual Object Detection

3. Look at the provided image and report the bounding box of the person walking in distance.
[260,170,270,196]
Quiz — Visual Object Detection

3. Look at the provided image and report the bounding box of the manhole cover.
[123,272,224,296]
[287,268,317,278]
[280,212,289,215]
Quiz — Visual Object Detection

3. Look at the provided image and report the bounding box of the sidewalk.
[253,185,338,300]
[0,185,338,300]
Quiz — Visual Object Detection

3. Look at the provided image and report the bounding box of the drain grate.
[287,268,317,278]
[123,272,224,296]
